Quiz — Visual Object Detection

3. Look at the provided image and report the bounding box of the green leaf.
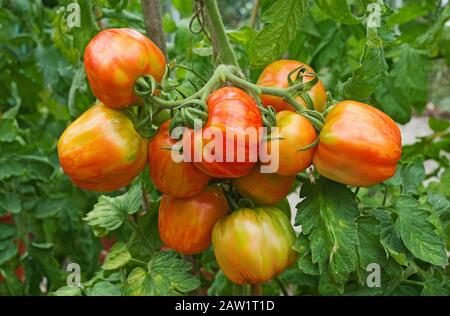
[0,242,18,265]
[207,270,233,296]
[83,182,142,236]
[101,242,131,271]
[124,251,200,296]
[249,0,308,68]
[0,224,16,240]
[391,196,448,266]
[421,277,449,296]
[228,26,257,48]
[429,117,450,133]
[0,118,20,142]
[50,286,82,296]
[296,178,359,290]
[339,3,393,99]
[386,158,425,194]
[89,281,122,296]
[315,0,360,24]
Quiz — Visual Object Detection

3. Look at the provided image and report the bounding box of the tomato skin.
[149,121,210,197]
[313,101,402,187]
[158,186,229,255]
[0,213,14,224]
[233,166,295,205]
[193,87,263,178]
[263,111,317,176]
[257,59,327,112]
[212,207,297,285]
[84,28,166,109]
[58,103,148,192]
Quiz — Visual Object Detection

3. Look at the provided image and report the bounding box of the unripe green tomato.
[212,207,297,285]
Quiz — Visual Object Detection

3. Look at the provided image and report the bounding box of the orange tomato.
[212,207,297,285]
[58,103,147,192]
[313,101,402,187]
[84,28,166,109]
[149,121,210,197]
[233,166,295,205]
[257,59,327,112]
[263,111,317,176]
[192,87,263,178]
[158,186,229,255]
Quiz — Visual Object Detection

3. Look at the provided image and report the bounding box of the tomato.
[233,165,295,205]
[192,87,263,178]
[0,213,14,224]
[58,103,148,192]
[158,186,229,255]
[84,28,166,109]
[149,121,210,197]
[313,100,402,187]
[263,111,317,176]
[257,59,327,112]
[212,207,297,285]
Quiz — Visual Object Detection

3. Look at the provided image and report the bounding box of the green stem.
[275,277,289,296]
[382,183,388,206]
[127,220,155,253]
[204,0,239,68]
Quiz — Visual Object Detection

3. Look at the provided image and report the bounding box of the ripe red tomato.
[158,186,229,255]
[313,101,402,187]
[233,166,295,205]
[257,59,327,112]
[149,121,210,197]
[58,103,148,192]
[84,28,166,109]
[192,87,263,178]
[263,111,317,176]
[0,213,14,224]
[212,207,297,284]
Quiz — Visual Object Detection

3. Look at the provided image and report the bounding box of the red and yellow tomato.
[58,103,147,192]
[233,165,295,205]
[212,207,297,284]
[263,111,317,176]
[149,121,210,197]
[192,87,263,178]
[158,186,229,254]
[313,100,402,187]
[257,59,327,112]
[84,28,166,109]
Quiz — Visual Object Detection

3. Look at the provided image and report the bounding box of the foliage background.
[0,0,449,296]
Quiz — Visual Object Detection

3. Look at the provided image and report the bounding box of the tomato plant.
[0,0,449,299]
[212,207,297,285]
[158,186,229,254]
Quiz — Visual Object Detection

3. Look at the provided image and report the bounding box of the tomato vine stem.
[135,64,324,131]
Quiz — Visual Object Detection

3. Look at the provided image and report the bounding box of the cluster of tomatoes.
[57,28,402,285]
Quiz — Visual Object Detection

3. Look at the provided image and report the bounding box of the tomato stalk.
[203,0,240,68]
[135,64,324,131]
